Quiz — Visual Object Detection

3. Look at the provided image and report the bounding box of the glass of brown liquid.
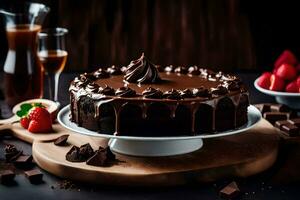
[38,28,68,103]
[0,3,50,108]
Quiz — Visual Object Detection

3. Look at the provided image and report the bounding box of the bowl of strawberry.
[255,50,300,109]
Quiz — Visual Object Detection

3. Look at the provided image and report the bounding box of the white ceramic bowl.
[254,78,300,109]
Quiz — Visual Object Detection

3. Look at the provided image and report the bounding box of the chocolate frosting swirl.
[93,68,110,79]
[99,85,115,95]
[142,87,163,99]
[85,82,99,93]
[115,87,136,97]
[163,89,182,100]
[124,53,161,84]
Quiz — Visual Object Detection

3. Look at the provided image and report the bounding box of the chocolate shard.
[281,123,299,137]
[66,146,82,162]
[66,144,95,163]
[86,147,115,167]
[219,181,241,199]
[25,169,43,184]
[54,135,69,146]
[0,170,15,183]
[263,112,289,125]
[78,143,94,161]
[288,118,300,127]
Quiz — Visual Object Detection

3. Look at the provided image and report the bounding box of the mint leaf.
[16,102,45,118]
[20,103,32,111]
[16,110,26,117]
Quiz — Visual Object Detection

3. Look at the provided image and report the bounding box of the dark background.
[0,0,300,72]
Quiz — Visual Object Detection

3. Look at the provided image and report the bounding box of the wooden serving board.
[32,118,280,186]
[1,123,73,144]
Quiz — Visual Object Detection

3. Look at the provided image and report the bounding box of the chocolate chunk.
[25,169,43,183]
[14,155,33,169]
[163,89,182,100]
[66,144,94,162]
[255,104,271,114]
[281,123,299,137]
[78,143,94,160]
[180,89,194,98]
[115,87,136,97]
[0,170,15,183]
[142,87,163,99]
[54,135,69,146]
[263,112,289,124]
[219,181,240,199]
[288,118,300,127]
[174,66,188,74]
[66,146,82,162]
[275,120,289,129]
[5,144,22,162]
[164,65,174,73]
[86,147,115,167]
[270,104,290,112]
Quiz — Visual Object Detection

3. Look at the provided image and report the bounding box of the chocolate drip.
[124,53,161,84]
[115,87,136,97]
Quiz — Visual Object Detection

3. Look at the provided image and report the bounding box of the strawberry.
[297,76,300,87]
[27,107,52,133]
[257,72,272,89]
[20,117,30,129]
[285,81,299,93]
[296,64,300,72]
[274,50,298,69]
[269,74,285,91]
[275,63,297,81]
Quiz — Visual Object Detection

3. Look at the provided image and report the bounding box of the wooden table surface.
[0,72,300,200]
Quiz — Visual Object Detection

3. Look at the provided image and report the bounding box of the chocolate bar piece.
[270,104,290,112]
[264,112,289,124]
[255,104,271,114]
[14,155,33,169]
[25,169,43,183]
[66,144,94,162]
[86,147,115,167]
[0,170,15,183]
[219,181,240,199]
[54,134,69,146]
[288,118,300,127]
[275,120,289,129]
[281,123,299,137]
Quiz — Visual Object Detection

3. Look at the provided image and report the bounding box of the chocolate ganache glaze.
[69,54,249,137]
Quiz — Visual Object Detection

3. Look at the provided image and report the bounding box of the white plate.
[254,78,300,109]
[58,105,261,141]
[57,105,261,157]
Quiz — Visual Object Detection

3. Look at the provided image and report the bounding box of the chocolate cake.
[69,54,249,137]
